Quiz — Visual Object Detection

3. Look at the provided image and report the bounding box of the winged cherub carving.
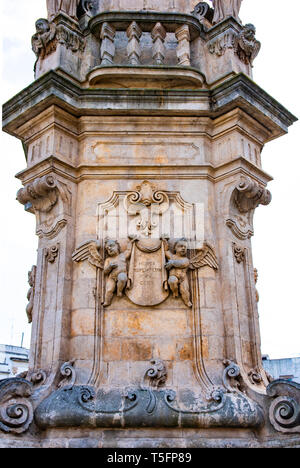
[165,238,218,308]
[234,24,261,67]
[72,238,135,307]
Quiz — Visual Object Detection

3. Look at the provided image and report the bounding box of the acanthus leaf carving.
[0,378,34,434]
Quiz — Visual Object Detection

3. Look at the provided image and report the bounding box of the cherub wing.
[72,240,104,269]
[190,243,219,270]
[250,39,261,66]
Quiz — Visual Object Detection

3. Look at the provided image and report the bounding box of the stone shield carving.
[126,239,169,306]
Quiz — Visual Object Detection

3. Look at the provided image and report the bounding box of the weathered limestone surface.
[1,0,299,448]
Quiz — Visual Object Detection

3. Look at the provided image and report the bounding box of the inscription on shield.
[126,239,169,306]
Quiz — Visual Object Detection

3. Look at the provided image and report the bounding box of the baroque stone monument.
[1,0,300,448]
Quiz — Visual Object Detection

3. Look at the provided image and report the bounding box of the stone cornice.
[15,155,272,187]
[3,71,297,140]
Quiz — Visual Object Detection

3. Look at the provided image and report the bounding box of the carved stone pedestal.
[1,0,299,449]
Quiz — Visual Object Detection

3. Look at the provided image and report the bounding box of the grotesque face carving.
[244,24,256,41]
[174,239,188,257]
[35,19,50,35]
[105,240,121,257]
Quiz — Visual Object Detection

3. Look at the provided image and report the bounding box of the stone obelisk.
[1,0,299,448]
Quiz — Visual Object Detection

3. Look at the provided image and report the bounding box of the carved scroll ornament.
[17,175,58,213]
[0,378,34,434]
[227,178,272,240]
[267,380,300,434]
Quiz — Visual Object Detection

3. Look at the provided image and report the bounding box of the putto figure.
[165,239,219,308]
[31,19,56,59]
[211,0,243,24]
[26,266,37,324]
[46,0,81,21]
[103,239,132,307]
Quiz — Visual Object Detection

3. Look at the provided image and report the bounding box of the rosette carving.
[0,378,34,434]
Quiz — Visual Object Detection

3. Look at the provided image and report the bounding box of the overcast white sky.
[0,0,299,358]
